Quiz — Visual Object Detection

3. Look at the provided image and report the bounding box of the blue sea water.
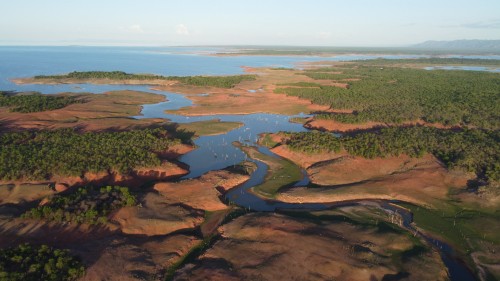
[0,46,486,280]
[2,46,498,94]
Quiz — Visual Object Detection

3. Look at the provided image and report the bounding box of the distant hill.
[412,40,500,50]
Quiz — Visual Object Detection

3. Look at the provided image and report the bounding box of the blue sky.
[1,0,499,46]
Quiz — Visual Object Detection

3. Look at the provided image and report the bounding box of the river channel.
[1,45,488,279]
[133,87,477,281]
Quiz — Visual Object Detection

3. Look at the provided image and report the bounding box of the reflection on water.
[3,46,498,95]
[136,89,478,280]
[136,89,311,179]
[425,66,500,72]
[0,47,485,280]
[383,203,478,281]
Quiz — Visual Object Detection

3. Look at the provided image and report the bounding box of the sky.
[1,0,499,46]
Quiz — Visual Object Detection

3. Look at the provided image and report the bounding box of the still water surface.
[0,46,488,280]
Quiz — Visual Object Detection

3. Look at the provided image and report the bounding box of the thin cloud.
[129,24,144,33]
[461,20,500,29]
[317,31,331,39]
[176,24,190,35]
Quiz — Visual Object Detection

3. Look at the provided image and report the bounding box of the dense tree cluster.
[167,75,257,88]
[283,127,500,181]
[23,186,136,224]
[0,92,81,113]
[34,71,257,88]
[277,82,322,87]
[276,62,500,129]
[0,127,181,181]
[0,243,84,281]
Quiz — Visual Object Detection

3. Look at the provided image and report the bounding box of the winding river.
[2,46,490,280]
[133,88,477,281]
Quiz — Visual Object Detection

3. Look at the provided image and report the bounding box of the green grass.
[239,146,302,198]
[259,133,280,148]
[397,202,500,254]
[178,119,243,136]
[395,200,500,278]
[288,117,309,125]
[254,160,302,198]
[164,235,217,281]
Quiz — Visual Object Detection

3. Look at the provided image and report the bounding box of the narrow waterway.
[1,46,492,280]
[135,88,478,281]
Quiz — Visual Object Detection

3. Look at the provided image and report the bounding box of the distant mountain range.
[412,40,500,50]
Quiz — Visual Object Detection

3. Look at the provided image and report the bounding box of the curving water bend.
[134,88,478,281]
[1,45,490,280]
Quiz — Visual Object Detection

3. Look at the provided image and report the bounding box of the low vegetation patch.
[177,119,243,136]
[237,145,302,198]
[0,243,84,281]
[0,91,82,113]
[168,75,256,88]
[23,185,136,224]
[398,202,500,259]
[277,82,322,87]
[0,127,183,181]
[34,71,257,88]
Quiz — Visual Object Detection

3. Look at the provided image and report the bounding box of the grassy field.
[237,145,302,198]
[398,201,500,279]
[398,201,500,251]
[177,119,243,136]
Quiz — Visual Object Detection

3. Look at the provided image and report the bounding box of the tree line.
[0,127,183,181]
[23,185,136,225]
[0,91,82,113]
[0,243,84,281]
[275,62,500,130]
[34,71,257,89]
[283,126,500,182]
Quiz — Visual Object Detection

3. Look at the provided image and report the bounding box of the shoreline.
[3,52,498,281]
